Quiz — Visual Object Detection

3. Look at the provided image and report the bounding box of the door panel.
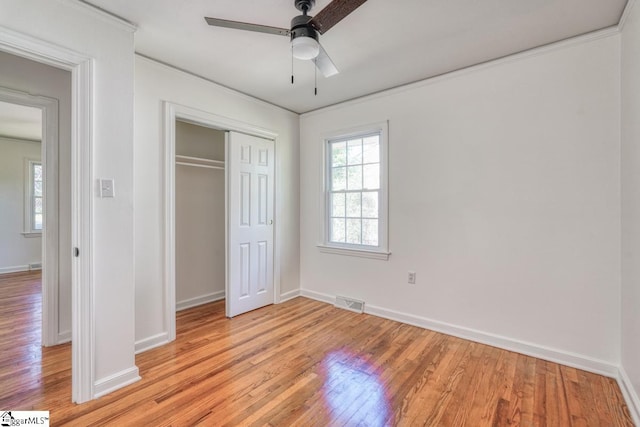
[227,131,275,317]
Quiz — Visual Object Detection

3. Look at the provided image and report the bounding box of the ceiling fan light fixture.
[291,35,320,60]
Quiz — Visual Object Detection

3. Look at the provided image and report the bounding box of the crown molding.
[136,54,298,116]
[302,26,619,117]
[619,0,637,31]
[65,0,137,32]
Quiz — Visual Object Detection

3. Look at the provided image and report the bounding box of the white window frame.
[318,121,390,260]
[23,158,43,237]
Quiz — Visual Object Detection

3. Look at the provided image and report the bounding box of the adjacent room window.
[24,160,43,235]
[320,122,389,260]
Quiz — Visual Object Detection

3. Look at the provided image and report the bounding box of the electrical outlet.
[408,271,416,284]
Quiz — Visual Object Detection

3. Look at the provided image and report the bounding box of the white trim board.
[299,289,619,378]
[71,0,137,32]
[301,27,619,117]
[136,54,298,116]
[280,289,301,303]
[93,366,140,399]
[176,291,225,311]
[58,330,71,344]
[135,332,170,355]
[619,0,637,31]
[0,24,96,403]
[163,101,281,346]
[618,367,640,426]
[0,265,30,274]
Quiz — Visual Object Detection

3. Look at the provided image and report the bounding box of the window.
[320,122,389,260]
[23,160,43,236]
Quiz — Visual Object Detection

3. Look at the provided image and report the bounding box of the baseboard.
[300,288,334,304]
[0,265,29,274]
[93,366,141,399]
[618,366,640,426]
[300,288,619,378]
[280,289,301,303]
[135,332,170,354]
[57,330,71,344]
[176,290,224,312]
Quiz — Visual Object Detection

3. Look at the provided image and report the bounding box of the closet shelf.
[176,155,225,170]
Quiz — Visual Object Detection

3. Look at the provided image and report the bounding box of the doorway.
[0,84,65,347]
[163,102,279,343]
[0,32,95,403]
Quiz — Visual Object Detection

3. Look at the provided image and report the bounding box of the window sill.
[317,244,391,260]
[21,232,42,238]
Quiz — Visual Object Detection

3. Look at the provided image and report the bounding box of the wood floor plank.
[0,271,634,426]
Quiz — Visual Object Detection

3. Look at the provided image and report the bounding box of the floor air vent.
[335,296,365,314]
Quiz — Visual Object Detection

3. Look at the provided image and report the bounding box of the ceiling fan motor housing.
[290,14,319,42]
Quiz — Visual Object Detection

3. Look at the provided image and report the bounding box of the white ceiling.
[0,101,42,141]
[83,0,628,113]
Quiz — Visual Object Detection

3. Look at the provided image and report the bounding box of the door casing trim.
[162,102,280,342]
[0,25,95,403]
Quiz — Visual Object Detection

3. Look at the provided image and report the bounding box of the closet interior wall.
[175,120,226,311]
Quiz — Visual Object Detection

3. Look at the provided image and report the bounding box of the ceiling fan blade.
[309,0,368,34]
[315,44,339,78]
[205,17,290,37]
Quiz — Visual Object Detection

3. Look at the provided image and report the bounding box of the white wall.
[175,122,225,308]
[300,34,621,371]
[621,0,640,421]
[0,49,72,337]
[0,0,137,394]
[134,55,300,347]
[0,137,42,271]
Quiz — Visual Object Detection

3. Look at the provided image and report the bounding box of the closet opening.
[163,102,279,341]
[174,121,226,312]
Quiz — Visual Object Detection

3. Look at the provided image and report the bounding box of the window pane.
[362,219,378,246]
[34,181,43,197]
[331,167,346,191]
[347,139,362,165]
[346,219,361,244]
[362,191,378,218]
[33,164,42,181]
[331,218,346,243]
[331,141,346,167]
[363,164,380,190]
[326,128,385,251]
[363,136,380,164]
[331,193,346,218]
[346,193,361,218]
[347,165,362,190]
[34,214,43,230]
[34,197,43,214]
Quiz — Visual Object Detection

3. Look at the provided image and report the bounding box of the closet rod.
[176,161,224,170]
[176,154,224,165]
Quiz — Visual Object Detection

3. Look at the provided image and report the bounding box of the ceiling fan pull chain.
[291,47,295,85]
[314,58,318,96]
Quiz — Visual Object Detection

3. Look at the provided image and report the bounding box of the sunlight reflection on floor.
[322,350,390,426]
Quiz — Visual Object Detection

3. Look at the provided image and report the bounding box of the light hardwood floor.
[0,271,634,426]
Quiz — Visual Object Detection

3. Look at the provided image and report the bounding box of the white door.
[227,131,275,317]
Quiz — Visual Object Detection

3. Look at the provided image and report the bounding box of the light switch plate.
[100,179,115,198]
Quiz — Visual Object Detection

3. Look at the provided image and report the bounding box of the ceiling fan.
[205,0,368,79]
